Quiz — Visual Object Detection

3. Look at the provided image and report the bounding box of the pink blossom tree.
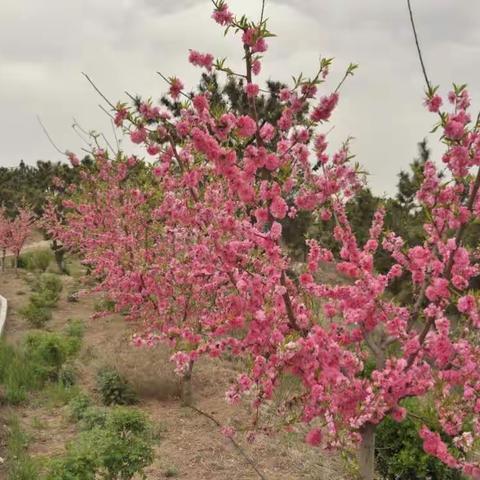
[7,207,35,271]
[0,207,10,271]
[47,2,480,478]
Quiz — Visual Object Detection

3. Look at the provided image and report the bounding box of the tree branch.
[406,166,480,369]
[82,72,116,110]
[189,405,268,480]
[406,0,432,91]
[36,115,65,156]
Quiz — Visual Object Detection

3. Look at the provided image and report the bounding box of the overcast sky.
[1,0,479,194]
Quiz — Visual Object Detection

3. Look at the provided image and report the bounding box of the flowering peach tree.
[0,206,35,270]
[0,207,10,270]
[46,2,480,478]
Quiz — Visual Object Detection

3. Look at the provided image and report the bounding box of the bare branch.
[260,0,266,25]
[189,405,268,480]
[406,0,432,91]
[82,72,116,110]
[36,115,65,156]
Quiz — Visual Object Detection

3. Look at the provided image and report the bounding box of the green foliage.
[79,407,108,431]
[106,407,149,436]
[375,399,462,480]
[24,331,73,382]
[96,367,137,406]
[20,273,63,327]
[46,440,98,480]
[33,273,63,298]
[68,392,108,432]
[65,318,85,340]
[58,365,77,387]
[19,303,52,328]
[4,415,39,480]
[38,382,80,408]
[0,330,82,405]
[68,392,93,421]
[396,139,430,211]
[161,72,288,144]
[281,210,313,260]
[93,298,116,313]
[18,249,53,272]
[46,407,154,480]
[0,159,86,217]
[29,290,59,309]
[0,341,36,405]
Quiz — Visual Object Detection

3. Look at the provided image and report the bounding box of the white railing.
[0,293,7,337]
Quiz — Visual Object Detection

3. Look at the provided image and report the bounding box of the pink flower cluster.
[188,50,214,71]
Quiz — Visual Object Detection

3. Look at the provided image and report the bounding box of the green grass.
[35,383,80,409]
[0,330,82,406]
[0,341,38,405]
[5,415,39,480]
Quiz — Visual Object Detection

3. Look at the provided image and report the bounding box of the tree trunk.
[54,248,67,274]
[358,423,376,480]
[52,240,68,274]
[1,249,5,271]
[180,360,194,406]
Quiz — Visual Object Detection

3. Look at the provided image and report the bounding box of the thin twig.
[157,72,192,100]
[99,104,116,121]
[406,0,431,91]
[82,72,116,109]
[36,115,65,155]
[72,123,93,148]
[101,133,115,155]
[110,119,121,152]
[260,0,266,25]
[189,405,268,480]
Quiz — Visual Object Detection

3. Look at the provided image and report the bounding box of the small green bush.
[106,406,150,436]
[20,273,63,327]
[29,289,60,309]
[68,392,92,422]
[96,367,137,406]
[34,273,63,296]
[80,407,108,431]
[63,319,85,356]
[58,365,77,387]
[28,273,63,308]
[65,318,85,340]
[21,332,81,392]
[24,332,71,382]
[19,249,53,272]
[0,333,81,406]
[375,399,462,480]
[19,303,52,328]
[46,438,98,480]
[46,407,154,480]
